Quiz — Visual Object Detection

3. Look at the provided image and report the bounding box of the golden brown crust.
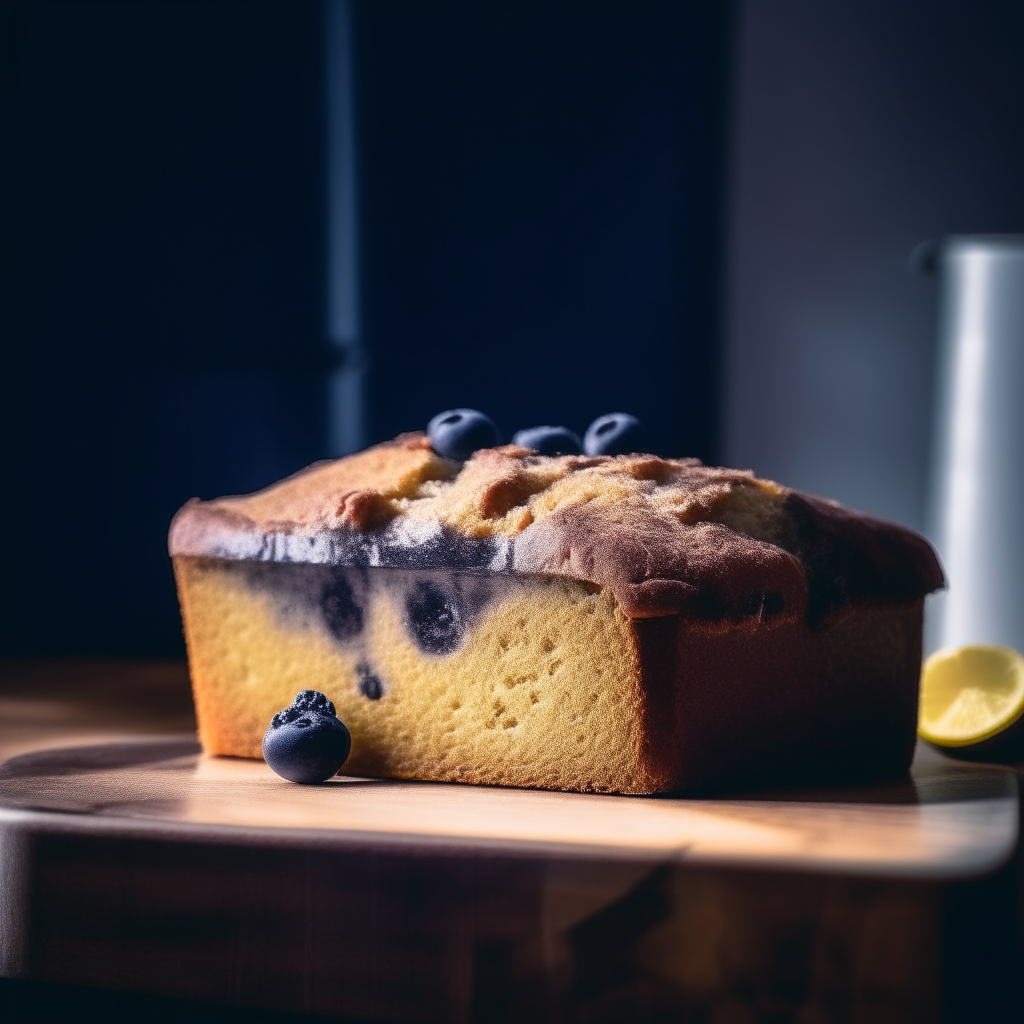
[169,433,455,540]
[169,433,944,628]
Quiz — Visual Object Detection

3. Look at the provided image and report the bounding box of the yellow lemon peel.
[918,645,1024,747]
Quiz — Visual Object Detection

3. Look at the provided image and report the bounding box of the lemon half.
[919,645,1024,748]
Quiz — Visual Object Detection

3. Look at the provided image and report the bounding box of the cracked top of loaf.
[169,433,944,627]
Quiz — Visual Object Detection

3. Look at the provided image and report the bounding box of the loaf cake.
[169,434,944,794]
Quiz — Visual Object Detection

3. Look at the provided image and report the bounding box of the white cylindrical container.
[927,236,1024,655]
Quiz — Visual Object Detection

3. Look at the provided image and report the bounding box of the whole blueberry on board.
[583,413,648,456]
[263,690,352,784]
[427,409,499,461]
[511,425,583,456]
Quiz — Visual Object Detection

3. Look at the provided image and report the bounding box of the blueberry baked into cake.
[169,410,944,794]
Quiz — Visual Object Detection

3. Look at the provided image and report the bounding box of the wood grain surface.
[0,735,1017,878]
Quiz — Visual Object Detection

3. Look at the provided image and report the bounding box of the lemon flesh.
[919,645,1024,747]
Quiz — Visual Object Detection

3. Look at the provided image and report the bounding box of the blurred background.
[1,0,1022,658]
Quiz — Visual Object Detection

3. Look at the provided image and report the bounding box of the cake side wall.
[669,602,924,792]
[632,615,683,793]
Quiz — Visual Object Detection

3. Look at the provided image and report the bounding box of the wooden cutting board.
[1,660,1019,1023]
[0,733,1017,877]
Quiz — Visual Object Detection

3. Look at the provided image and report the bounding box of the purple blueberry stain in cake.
[237,560,502,659]
[378,521,511,572]
[357,662,385,700]
[321,574,364,641]
[221,519,512,574]
[263,690,352,784]
[406,579,465,655]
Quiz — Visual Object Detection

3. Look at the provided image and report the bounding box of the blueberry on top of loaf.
[169,433,944,629]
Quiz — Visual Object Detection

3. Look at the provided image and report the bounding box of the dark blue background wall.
[0,1,327,655]
[355,1,732,458]
[0,0,732,656]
